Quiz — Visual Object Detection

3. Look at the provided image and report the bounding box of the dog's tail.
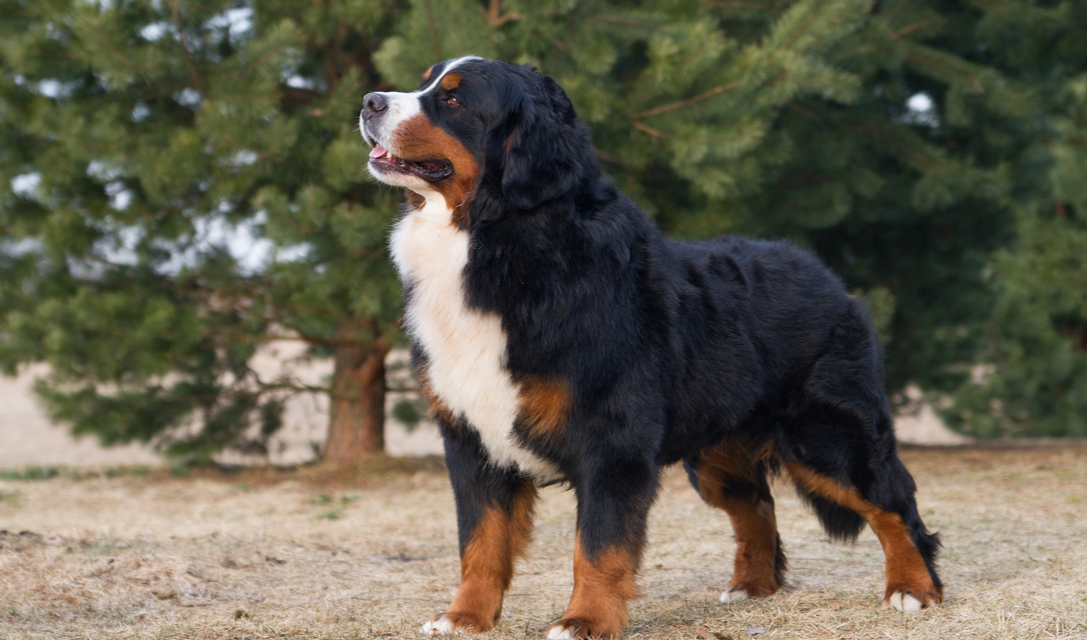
[792,484,867,543]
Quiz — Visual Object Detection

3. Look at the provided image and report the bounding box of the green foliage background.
[0,0,1083,456]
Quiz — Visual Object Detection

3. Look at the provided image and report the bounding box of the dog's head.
[360,57,594,216]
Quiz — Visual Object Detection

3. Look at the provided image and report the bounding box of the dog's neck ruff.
[390,197,561,482]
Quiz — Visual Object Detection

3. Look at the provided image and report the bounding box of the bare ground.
[0,445,1084,640]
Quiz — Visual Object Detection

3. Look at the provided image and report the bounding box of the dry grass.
[0,445,1084,640]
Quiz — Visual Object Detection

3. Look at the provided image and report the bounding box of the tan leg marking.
[694,445,781,599]
[547,537,639,639]
[425,483,537,634]
[784,463,942,609]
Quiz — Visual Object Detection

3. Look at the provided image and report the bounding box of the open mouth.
[369,145,453,182]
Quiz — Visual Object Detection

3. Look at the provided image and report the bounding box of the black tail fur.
[796,488,867,543]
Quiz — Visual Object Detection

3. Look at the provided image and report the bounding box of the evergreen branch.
[890,19,939,39]
[769,0,826,64]
[630,81,742,119]
[263,333,372,349]
[205,120,263,160]
[233,42,292,82]
[788,102,826,125]
[595,149,628,166]
[169,0,204,93]
[847,123,936,169]
[881,0,909,26]
[486,0,520,29]
[89,16,138,73]
[629,119,677,139]
[252,379,330,395]
[788,103,937,169]
[904,48,984,92]
[708,1,786,9]
[593,15,666,30]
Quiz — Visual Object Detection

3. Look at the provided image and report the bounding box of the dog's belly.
[390,201,561,482]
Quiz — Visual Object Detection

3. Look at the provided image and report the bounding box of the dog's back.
[652,235,876,457]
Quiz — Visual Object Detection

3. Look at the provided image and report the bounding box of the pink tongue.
[369,145,389,159]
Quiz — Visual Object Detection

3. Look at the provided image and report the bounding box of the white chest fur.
[389,199,560,482]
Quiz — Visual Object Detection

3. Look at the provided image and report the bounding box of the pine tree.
[0,0,405,462]
[939,2,1086,437]
[1,0,1082,458]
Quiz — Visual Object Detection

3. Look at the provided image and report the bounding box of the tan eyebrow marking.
[423,65,435,81]
[442,72,462,90]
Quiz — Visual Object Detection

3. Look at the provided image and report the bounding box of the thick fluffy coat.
[360,58,942,640]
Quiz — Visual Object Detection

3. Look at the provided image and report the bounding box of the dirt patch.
[0,446,1084,639]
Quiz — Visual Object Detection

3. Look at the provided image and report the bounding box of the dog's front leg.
[547,456,659,640]
[423,427,537,635]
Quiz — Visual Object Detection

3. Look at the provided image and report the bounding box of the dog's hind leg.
[783,406,943,611]
[781,303,943,611]
[423,427,538,635]
[684,441,786,603]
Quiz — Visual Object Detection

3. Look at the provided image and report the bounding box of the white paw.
[422,615,456,635]
[885,591,923,613]
[546,623,576,640]
[719,588,748,603]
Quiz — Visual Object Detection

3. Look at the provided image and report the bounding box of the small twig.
[630,81,742,120]
[789,102,827,124]
[594,149,627,166]
[487,0,520,29]
[170,0,204,93]
[890,19,938,39]
[629,119,676,140]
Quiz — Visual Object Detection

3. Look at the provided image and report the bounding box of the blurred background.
[0,0,1083,471]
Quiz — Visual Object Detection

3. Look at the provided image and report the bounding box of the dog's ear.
[500,74,588,210]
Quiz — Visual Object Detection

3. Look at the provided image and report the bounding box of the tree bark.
[324,320,389,464]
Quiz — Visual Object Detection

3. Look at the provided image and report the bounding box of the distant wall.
[0,347,966,469]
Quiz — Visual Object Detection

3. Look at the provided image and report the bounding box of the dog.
[359,57,943,639]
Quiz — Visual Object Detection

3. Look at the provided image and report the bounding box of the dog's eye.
[444,95,460,107]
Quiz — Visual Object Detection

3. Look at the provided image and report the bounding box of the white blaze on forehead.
[417,56,481,97]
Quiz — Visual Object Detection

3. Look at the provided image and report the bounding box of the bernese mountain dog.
[359,57,943,639]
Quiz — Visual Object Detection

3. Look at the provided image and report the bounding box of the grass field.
[1,445,1084,640]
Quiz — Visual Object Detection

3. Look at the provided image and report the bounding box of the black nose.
[362,92,387,121]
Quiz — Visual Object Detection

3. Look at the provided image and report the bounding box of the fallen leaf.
[829,601,842,611]
[745,625,766,635]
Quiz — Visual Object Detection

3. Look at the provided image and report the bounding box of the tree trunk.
[324,320,389,464]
